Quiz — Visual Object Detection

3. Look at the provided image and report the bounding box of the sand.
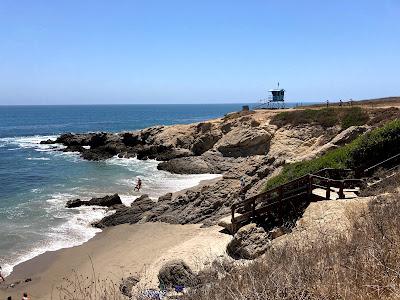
[0,222,231,300]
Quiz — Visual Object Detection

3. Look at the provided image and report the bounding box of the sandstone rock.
[119,276,139,297]
[330,126,369,146]
[66,194,122,208]
[214,127,271,157]
[158,260,194,287]
[227,223,270,259]
[191,133,222,155]
[269,226,289,239]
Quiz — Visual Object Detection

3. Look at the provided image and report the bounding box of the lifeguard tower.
[257,83,286,109]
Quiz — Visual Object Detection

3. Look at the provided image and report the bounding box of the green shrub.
[271,107,369,129]
[341,107,369,129]
[264,119,400,191]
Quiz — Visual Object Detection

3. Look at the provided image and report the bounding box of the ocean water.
[0,104,249,276]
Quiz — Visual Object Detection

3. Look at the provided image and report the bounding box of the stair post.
[308,175,313,200]
[338,181,345,199]
[326,179,331,200]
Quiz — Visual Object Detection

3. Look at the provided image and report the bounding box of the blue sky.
[0,0,399,105]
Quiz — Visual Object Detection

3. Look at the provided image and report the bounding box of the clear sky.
[0,0,399,105]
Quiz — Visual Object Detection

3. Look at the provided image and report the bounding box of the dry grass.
[185,191,400,300]
[55,257,124,300]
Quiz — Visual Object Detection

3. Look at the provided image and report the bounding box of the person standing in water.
[134,177,142,192]
[0,266,5,282]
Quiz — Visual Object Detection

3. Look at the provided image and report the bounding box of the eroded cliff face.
[46,109,369,227]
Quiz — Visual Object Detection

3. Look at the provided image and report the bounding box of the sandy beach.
[0,222,231,300]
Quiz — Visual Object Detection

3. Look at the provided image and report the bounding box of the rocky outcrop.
[227,223,270,259]
[214,127,272,157]
[119,276,139,297]
[66,194,122,208]
[330,125,369,146]
[93,194,155,228]
[158,260,194,287]
[50,108,372,229]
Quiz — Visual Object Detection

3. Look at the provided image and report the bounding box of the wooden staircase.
[220,153,400,234]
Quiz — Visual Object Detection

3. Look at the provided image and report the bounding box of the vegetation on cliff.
[265,119,400,190]
[186,186,400,300]
[271,107,369,129]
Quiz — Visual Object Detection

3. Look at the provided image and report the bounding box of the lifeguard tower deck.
[256,83,286,109]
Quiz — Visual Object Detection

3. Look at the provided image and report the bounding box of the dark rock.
[158,193,173,202]
[88,132,108,148]
[157,157,213,174]
[121,132,142,146]
[66,194,122,208]
[158,260,194,287]
[56,133,93,146]
[66,199,84,208]
[40,139,55,144]
[94,194,155,228]
[63,145,85,153]
[119,276,139,297]
[227,223,270,259]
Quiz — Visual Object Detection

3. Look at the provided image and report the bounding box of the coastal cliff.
[42,106,399,228]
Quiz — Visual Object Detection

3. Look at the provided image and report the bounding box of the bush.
[265,119,400,190]
[271,107,369,129]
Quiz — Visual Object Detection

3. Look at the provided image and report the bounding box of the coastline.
[0,222,231,299]
[0,175,227,299]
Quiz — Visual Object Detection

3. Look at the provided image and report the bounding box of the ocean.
[0,104,251,276]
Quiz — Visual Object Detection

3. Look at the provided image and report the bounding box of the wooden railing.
[231,169,364,229]
[231,154,400,231]
[363,153,400,177]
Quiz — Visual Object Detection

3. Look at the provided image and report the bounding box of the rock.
[158,193,173,202]
[88,132,108,148]
[56,133,94,146]
[191,133,222,155]
[158,260,194,287]
[269,227,289,239]
[66,199,84,208]
[94,195,155,228]
[66,194,122,208]
[119,276,139,297]
[63,145,85,153]
[40,139,55,144]
[214,127,272,157]
[227,223,270,259]
[157,156,214,174]
[330,126,369,146]
[121,132,142,146]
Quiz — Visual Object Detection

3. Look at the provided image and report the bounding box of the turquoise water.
[0,104,249,276]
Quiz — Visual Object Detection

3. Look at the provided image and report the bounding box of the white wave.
[2,192,108,277]
[0,135,65,152]
[108,155,221,199]
[26,157,51,161]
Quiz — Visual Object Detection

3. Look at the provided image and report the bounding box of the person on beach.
[22,292,30,300]
[0,266,5,282]
[134,177,142,192]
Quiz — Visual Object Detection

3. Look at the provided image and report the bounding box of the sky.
[0,0,399,105]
